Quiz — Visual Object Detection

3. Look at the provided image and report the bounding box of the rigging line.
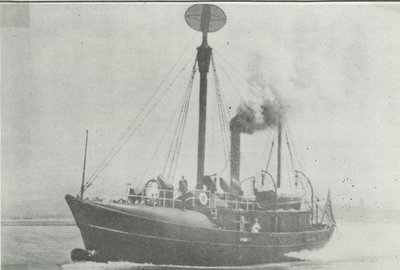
[213,79,231,144]
[217,80,232,155]
[265,129,276,172]
[163,64,196,178]
[84,55,196,191]
[88,36,197,182]
[214,74,232,181]
[168,75,195,183]
[216,94,230,169]
[217,154,231,181]
[213,54,275,172]
[214,53,271,178]
[213,49,267,97]
[211,55,232,122]
[216,151,232,179]
[87,55,195,188]
[214,86,225,143]
[84,37,197,188]
[213,53,276,150]
[163,60,197,181]
[164,62,196,171]
[142,85,192,184]
[214,65,231,155]
[218,77,232,119]
[218,162,228,177]
[241,154,252,180]
[286,123,304,171]
[262,131,275,172]
[213,54,246,104]
[215,84,229,156]
[163,76,191,177]
[284,148,293,188]
[212,67,224,133]
[172,66,196,171]
[212,56,230,170]
[256,130,273,173]
[259,131,274,172]
[138,70,195,185]
[168,76,195,182]
[284,125,297,175]
[211,55,232,121]
[216,99,230,177]
[218,97,231,178]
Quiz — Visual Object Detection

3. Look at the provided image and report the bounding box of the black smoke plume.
[230,99,285,134]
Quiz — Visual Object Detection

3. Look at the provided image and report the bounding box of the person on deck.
[178,175,188,194]
[178,176,189,210]
[251,218,261,233]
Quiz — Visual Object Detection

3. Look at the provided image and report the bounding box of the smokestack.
[229,100,285,185]
[230,127,241,184]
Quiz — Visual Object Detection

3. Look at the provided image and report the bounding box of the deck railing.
[104,184,333,225]
[123,185,319,211]
[126,186,181,208]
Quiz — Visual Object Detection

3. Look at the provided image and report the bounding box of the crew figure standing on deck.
[179,175,188,194]
[179,175,189,209]
[251,218,261,233]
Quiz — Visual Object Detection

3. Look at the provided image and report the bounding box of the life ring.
[198,192,208,206]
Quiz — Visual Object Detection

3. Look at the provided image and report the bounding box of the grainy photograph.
[1,2,400,270]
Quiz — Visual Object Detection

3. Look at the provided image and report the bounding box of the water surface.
[2,222,399,269]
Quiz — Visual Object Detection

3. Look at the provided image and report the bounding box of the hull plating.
[66,194,334,266]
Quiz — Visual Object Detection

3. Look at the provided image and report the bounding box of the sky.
[1,3,400,218]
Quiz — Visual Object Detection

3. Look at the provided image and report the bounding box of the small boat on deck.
[66,4,336,266]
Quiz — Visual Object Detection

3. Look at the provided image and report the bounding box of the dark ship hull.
[66,194,335,266]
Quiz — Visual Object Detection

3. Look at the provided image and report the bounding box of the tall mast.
[277,122,282,188]
[196,30,212,187]
[185,4,226,188]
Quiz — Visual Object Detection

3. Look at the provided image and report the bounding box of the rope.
[284,125,299,187]
[213,52,246,104]
[285,151,293,188]
[83,54,196,192]
[241,155,252,180]
[84,36,196,190]
[256,130,274,173]
[265,129,276,172]
[286,123,304,171]
[285,124,308,191]
[284,125,297,174]
[162,74,190,176]
[138,68,196,184]
[213,54,268,177]
[163,59,197,182]
[169,74,195,182]
[214,49,269,98]
[218,159,229,177]
[214,53,270,152]
[211,55,231,178]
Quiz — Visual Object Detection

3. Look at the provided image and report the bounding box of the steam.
[230,99,285,134]
[230,53,289,134]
